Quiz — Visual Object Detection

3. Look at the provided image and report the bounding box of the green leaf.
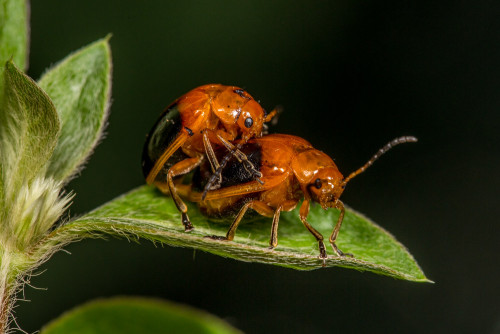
[0,0,29,114]
[0,61,59,206]
[38,37,112,182]
[56,186,430,282]
[41,297,241,334]
[0,0,28,70]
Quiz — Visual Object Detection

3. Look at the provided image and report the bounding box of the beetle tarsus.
[331,242,353,258]
[182,213,194,231]
[318,241,327,259]
[318,243,328,267]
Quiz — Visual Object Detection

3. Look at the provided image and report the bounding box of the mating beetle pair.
[142,84,417,259]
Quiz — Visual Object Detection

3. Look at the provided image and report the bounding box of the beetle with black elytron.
[142,84,278,231]
[178,134,417,261]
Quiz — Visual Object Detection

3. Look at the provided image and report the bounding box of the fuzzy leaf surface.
[0,61,59,207]
[0,0,29,101]
[58,186,430,282]
[41,297,241,334]
[38,37,112,182]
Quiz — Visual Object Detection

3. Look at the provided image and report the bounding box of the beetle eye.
[314,178,322,189]
[244,117,253,128]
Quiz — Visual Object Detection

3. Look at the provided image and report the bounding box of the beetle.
[142,84,277,231]
[177,134,417,259]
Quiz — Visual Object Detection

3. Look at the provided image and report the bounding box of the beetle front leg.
[167,156,203,231]
[202,131,221,173]
[329,200,353,257]
[201,137,262,200]
[299,199,327,265]
[215,134,263,181]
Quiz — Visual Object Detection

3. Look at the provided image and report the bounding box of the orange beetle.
[142,84,277,231]
[179,134,417,259]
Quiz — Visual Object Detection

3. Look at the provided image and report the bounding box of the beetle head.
[307,167,345,209]
[292,149,345,209]
[237,98,266,142]
[211,87,266,141]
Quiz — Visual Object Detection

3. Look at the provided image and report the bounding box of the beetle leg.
[215,134,263,181]
[202,131,221,174]
[146,131,189,184]
[201,136,263,201]
[268,200,298,249]
[166,156,203,231]
[201,141,242,200]
[269,205,282,249]
[299,199,327,266]
[329,200,353,257]
[207,200,274,242]
[207,201,252,241]
[202,131,223,189]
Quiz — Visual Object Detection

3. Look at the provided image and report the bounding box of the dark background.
[15,1,499,333]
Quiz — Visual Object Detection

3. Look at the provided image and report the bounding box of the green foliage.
[39,37,112,182]
[0,36,112,253]
[0,1,112,327]
[0,0,28,98]
[0,61,61,250]
[41,297,241,334]
[54,186,430,282]
[0,0,430,332]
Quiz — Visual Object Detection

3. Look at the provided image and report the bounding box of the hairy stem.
[0,294,8,334]
[0,254,12,334]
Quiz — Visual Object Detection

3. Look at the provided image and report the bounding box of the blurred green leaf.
[0,0,29,99]
[41,297,241,334]
[38,37,112,182]
[0,61,59,207]
[56,186,430,282]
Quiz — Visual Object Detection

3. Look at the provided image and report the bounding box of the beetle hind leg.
[206,200,275,243]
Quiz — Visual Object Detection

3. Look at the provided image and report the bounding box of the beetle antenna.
[265,105,283,126]
[342,136,418,186]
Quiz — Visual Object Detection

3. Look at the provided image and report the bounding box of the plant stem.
[0,294,8,334]
[0,273,10,334]
[0,250,15,334]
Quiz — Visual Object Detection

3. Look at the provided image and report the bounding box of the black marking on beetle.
[193,142,262,191]
[141,102,182,179]
[233,88,250,100]
[219,142,262,188]
[184,126,194,136]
